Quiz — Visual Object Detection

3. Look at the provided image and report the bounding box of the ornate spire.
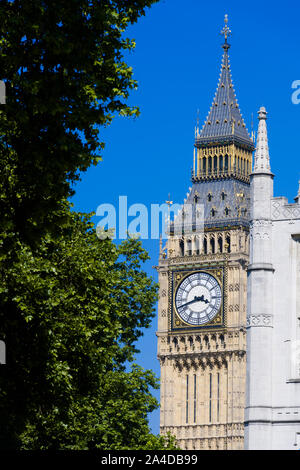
[253,107,271,174]
[196,15,254,151]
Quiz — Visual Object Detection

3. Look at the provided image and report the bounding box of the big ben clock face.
[175,272,222,326]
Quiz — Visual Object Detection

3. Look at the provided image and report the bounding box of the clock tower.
[157,16,254,450]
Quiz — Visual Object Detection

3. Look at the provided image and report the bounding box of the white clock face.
[175,272,222,326]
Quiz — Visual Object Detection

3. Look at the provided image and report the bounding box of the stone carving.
[253,232,270,240]
[251,220,273,228]
[272,200,300,221]
[169,253,227,265]
[247,314,273,327]
[250,220,272,241]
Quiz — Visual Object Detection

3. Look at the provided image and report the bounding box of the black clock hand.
[178,295,206,309]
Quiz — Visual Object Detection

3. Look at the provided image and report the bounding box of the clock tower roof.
[195,16,254,152]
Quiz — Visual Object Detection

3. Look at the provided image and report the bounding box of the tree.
[0,213,177,449]
[0,0,178,450]
[0,0,158,246]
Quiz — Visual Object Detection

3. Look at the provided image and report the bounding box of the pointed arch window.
[208,156,212,174]
[186,375,189,424]
[225,235,231,253]
[224,207,230,216]
[217,373,220,422]
[242,158,245,174]
[214,155,218,173]
[195,236,200,255]
[209,373,212,423]
[194,374,197,423]
[202,157,207,175]
[219,155,224,172]
[207,193,213,202]
[203,237,208,255]
[187,238,192,256]
[210,236,215,254]
[218,236,223,253]
[225,154,229,172]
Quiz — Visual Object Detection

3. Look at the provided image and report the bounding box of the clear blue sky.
[71,0,300,434]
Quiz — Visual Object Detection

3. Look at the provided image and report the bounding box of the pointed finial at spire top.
[221,14,231,49]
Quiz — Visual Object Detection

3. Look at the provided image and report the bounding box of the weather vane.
[221,14,231,42]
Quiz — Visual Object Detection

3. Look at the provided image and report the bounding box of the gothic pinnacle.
[253,106,271,174]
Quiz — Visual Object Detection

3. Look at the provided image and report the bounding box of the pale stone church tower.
[157,17,254,450]
[245,107,300,450]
